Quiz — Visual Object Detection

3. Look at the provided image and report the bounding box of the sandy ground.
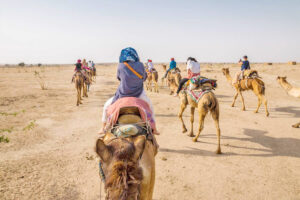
[0,63,300,200]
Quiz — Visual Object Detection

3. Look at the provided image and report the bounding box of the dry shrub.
[34,71,47,90]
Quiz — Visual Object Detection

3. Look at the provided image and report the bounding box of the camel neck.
[225,72,232,83]
[280,80,292,91]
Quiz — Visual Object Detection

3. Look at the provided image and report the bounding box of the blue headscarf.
[119,47,140,63]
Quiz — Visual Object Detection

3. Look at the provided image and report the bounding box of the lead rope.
[99,161,106,200]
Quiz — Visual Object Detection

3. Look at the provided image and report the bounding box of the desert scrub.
[34,71,47,90]
[0,135,9,143]
[0,127,13,133]
[0,110,26,117]
[23,120,36,131]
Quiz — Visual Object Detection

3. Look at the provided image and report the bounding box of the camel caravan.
[72,59,96,106]
[67,48,297,199]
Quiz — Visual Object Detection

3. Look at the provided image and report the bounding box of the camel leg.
[254,95,262,113]
[262,95,269,117]
[238,90,246,111]
[188,107,195,137]
[192,108,207,142]
[211,107,221,154]
[79,85,82,103]
[292,122,300,128]
[178,101,188,133]
[76,87,80,106]
[231,92,238,107]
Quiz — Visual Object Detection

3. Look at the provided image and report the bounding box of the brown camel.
[161,64,170,87]
[164,68,181,95]
[146,69,159,93]
[277,76,300,128]
[277,76,300,98]
[74,72,83,106]
[96,107,157,200]
[82,71,91,97]
[178,90,221,154]
[222,68,269,116]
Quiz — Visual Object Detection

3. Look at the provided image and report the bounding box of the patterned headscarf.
[119,47,140,63]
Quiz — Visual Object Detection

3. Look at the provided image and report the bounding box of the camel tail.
[203,92,218,112]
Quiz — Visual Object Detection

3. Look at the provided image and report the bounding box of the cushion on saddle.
[243,70,259,79]
[187,76,217,90]
[106,97,156,133]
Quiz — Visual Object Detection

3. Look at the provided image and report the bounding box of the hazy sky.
[0,0,299,64]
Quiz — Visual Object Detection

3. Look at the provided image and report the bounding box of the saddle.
[171,68,181,74]
[183,76,217,103]
[242,70,260,80]
[106,97,157,142]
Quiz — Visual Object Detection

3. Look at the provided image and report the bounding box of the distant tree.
[38,63,42,67]
[18,62,25,66]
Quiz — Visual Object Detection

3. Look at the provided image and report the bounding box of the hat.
[171,58,174,61]
[77,59,81,63]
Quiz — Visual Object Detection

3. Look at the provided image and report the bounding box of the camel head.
[277,76,287,83]
[222,68,229,76]
[96,136,146,200]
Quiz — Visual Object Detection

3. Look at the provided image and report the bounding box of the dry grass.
[34,71,47,90]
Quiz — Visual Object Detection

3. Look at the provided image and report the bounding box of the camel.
[277,76,300,98]
[82,71,91,97]
[74,72,83,106]
[96,107,157,200]
[222,68,269,117]
[146,69,159,93]
[178,89,221,154]
[277,76,300,128]
[161,64,169,86]
[164,68,181,95]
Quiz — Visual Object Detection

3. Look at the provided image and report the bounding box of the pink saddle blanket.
[106,97,156,132]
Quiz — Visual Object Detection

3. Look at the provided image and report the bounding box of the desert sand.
[1,63,300,200]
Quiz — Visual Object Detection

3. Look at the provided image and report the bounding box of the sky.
[0,0,299,64]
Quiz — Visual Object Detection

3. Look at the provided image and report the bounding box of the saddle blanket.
[106,97,156,132]
[187,89,211,103]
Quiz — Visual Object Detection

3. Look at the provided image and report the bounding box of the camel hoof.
[231,104,234,107]
[188,133,195,137]
[192,138,197,142]
[254,110,258,113]
[80,102,82,104]
[266,113,270,117]
[182,129,187,133]
[242,108,246,111]
[292,124,299,128]
[216,149,222,154]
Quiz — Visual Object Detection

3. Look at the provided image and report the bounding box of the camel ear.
[133,136,146,162]
[283,76,287,80]
[96,139,111,162]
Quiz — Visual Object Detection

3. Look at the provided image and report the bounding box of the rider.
[71,59,82,82]
[174,57,200,97]
[100,47,159,135]
[163,58,177,78]
[233,55,251,84]
[147,59,154,72]
[75,59,82,71]
[88,60,93,70]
